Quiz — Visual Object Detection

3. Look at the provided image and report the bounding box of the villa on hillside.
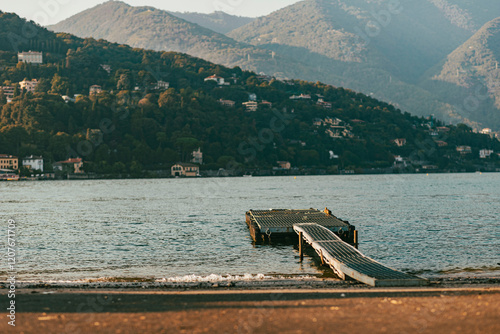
[155,80,169,90]
[1,86,15,100]
[171,163,199,177]
[479,149,494,159]
[204,75,226,86]
[317,98,332,109]
[325,117,344,126]
[0,154,18,170]
[435,140,448,147]
[290,94,311,100]
[243,101,258,112]
[191,148,203,165]
[100,64,112,74]
[90,85,103,95]
[259,100,273,108]
[19,79,38,93]
[22,155,44,172]
[218,99,235,107]
[62,95,76,103]
[18,51,43,64]
[456,146,472,155]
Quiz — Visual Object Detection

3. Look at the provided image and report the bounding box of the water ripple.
[1,173,499,281]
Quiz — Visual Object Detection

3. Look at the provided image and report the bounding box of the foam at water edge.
[159,274,318,283]
[6,274,321,286]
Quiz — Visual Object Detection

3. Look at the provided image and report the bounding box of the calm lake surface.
[1,173,499,282]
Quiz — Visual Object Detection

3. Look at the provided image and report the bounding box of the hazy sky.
[1,0,303,25]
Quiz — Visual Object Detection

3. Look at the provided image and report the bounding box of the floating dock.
[246,209,357,244]
[294,223,428,287]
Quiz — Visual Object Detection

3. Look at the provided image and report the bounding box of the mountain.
[228,0,500,129]
[47,1,304,78]
[48,0,500,130]
[3,11,498,175]
[229,0,500,83]
[427,0,500,32]
[424,17,500,129]
[168,11,254,34]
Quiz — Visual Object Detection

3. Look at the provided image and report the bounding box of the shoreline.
[2,285,499,333]
[3,170,500,182]
[2,276,499,290]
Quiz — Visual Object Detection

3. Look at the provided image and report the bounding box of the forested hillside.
[1,11,498,176]
[49,0,500,131]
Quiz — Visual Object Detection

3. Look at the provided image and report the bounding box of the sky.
[0,0,303,26]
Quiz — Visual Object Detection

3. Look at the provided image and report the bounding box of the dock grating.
[248,209,349,233]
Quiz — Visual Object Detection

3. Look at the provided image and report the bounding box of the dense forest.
[1,11,499,177]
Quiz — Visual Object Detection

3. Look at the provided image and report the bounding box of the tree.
[35,78,51,93]
[156,132,167,148]
[298,150,320,166]
[129,160,143,176]
[50,74,69,95]
[0,125,28,154]
[158,88,180,108]
[117,74,131,91]
[175,137,199,162]
[112,162,127,174]
[0,89,6,105]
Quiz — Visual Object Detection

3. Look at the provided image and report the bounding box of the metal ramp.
[294,223,427,287]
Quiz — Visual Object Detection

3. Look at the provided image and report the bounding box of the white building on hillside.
[18,51,43,64]
[204,75,225,85]
[23,155,44,172]
[1,86,15,99]
[155,80,169,90]
[191,148,203,164]
[479,149,494,159]
[19,79,38,93]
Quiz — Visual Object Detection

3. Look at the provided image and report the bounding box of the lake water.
[1,173,499,282]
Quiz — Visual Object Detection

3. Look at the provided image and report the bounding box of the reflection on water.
[1,173,499,281]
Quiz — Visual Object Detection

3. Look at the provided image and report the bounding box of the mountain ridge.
[421,16,500,128]
[228,0,500,129]
[168,11,254,34]
[47,1,315,80]
[47,0,500,130]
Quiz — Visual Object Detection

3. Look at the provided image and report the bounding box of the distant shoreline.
[4,169,500,182]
